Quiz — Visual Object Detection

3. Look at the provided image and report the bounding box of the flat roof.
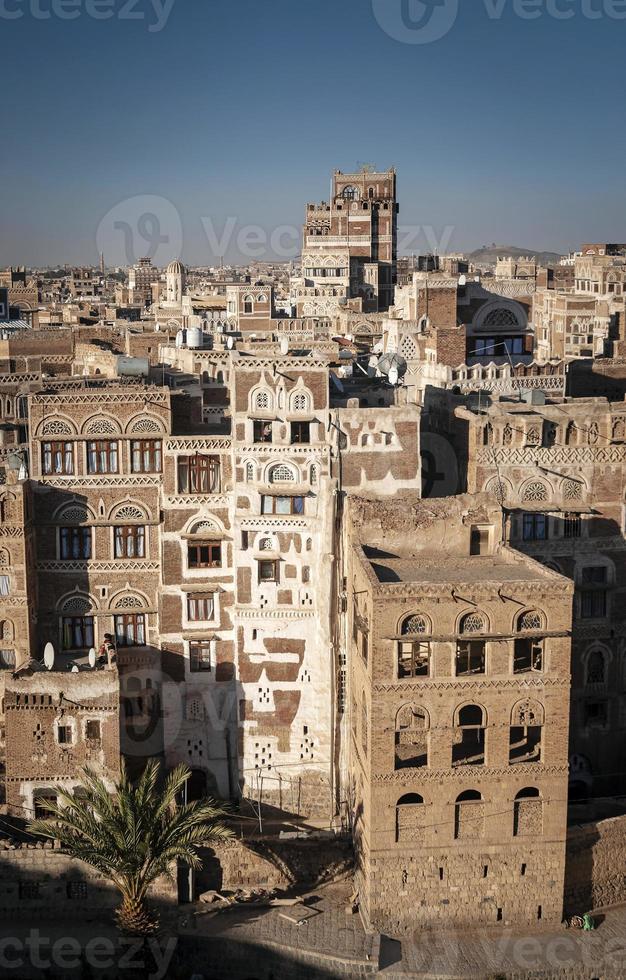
[364,547,553,586]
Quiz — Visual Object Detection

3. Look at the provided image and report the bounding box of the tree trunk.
[115,894,159,936]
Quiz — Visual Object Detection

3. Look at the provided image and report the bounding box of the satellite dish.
[226,336,234,350]
[43,643,55,671]
[459,274,467,286]
[279,337,289,356]
[71,665,79,673]
[88,647,97,668]
[377,352,408,381]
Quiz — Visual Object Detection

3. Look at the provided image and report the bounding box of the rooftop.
[364,547,549,585]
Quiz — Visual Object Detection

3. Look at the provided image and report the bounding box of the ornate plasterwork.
[478,445,626,465]
[165,439,231,452]
[83,416,121,435]
[55,506,91,524]
[238,517,310,530]
[37,561,160,573]
[373,764,567,782]
[113,595,144,610]
[373,676,568,694]
[113,505,146,522]
[40,476,161,489]
[32,390,168,406]
[41,419,75,436]
[129,418,163,434]
[164,494,230,508]
[235,608,317,620]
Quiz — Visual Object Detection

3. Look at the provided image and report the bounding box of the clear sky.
[2,0,625,266]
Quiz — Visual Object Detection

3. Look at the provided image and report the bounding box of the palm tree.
[28,760,232,935]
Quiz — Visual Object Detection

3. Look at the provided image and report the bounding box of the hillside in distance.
[469,244,563,266]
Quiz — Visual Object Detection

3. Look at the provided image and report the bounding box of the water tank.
[117,356,149,378]
[186,326,203,349]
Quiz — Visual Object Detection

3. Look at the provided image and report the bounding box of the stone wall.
[199,835,353,893]
[0,843,176,920]
[564,815,626,913]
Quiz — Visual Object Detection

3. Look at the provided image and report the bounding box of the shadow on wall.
[420,385,468,498]
[564,816,626,917]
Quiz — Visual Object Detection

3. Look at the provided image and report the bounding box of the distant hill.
[468,245,563,266]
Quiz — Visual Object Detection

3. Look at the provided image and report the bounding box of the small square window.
[57,725,73,745]
[67,881,88,900]
[19,882,40,900]
[85,720,101,742]
[258,559,278,583]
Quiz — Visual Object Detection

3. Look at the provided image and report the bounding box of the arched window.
[510,699,543,765]
[483,308,520,328]
[292,391,310,413]
[453,705,485,767]
[243,294,253,314]
[586,649,606,686]
[525,426,541,447]
[483,422,493,447]
[395,793,425,844]
[514,611,544,673]
[613,418,626,442]
[522,481,548,502]
[395,705,429,770]
[454,790,484,840]
[398,614,431,678]
[513,788,542,836]
[456,614,486,676]
[245,462,255,482]
[60,595,95,651]
[342,185,357,200]
[268,464,296,484]
[254,389,272,412]
[310,464,318,486]
[502,423,513,446]
[565,421,577,445]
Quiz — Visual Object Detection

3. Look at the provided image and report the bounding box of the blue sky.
[1,0,625,266]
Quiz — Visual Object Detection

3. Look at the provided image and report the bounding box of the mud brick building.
[0,341,421,823]
[345,493,573,932]
[462,394,626,800]
[4,664,120,818]
[296,169,398,316]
